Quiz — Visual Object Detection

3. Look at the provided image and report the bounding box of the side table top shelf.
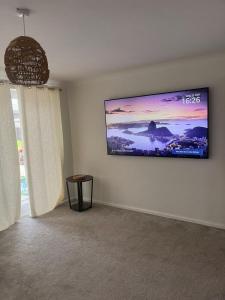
[66,174,93,183]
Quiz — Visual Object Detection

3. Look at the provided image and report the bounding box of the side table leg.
[66,181,72,209]
[77,182,83,212]
[91,179,93,208]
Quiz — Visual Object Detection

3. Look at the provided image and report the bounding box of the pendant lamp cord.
[23,14,26,36]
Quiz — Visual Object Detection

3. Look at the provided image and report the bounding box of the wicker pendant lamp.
[4,8,49,86]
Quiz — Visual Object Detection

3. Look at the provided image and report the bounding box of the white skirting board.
[94,200,225,230]
[63,197,225,230]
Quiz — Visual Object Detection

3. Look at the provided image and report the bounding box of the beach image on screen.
[105,88,208,158]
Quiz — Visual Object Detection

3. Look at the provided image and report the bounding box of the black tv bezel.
[104,87,209,159]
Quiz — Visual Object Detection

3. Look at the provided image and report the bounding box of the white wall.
[67,53,225,228]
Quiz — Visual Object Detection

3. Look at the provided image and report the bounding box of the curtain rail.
[0,80,62,91]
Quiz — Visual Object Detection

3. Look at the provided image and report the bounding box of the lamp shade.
[4,36,49,86]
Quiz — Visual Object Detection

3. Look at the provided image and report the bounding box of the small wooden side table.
[66,175,93,212]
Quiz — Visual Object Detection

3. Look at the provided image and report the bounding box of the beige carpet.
[1,203,225,300]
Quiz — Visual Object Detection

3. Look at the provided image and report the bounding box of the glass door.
[10,88,30,217]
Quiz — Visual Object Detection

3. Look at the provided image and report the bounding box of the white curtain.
[0,85,21,231]
[18,87,64,217]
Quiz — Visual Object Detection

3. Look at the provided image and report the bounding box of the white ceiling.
[0,0,225,81]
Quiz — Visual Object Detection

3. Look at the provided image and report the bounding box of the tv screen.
[104,87,209,158]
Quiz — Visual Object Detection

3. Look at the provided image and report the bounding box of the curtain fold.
[18,87,64,217]
[0,85,21,231]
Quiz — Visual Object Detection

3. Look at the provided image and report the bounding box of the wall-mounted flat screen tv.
[104,87,209,158]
